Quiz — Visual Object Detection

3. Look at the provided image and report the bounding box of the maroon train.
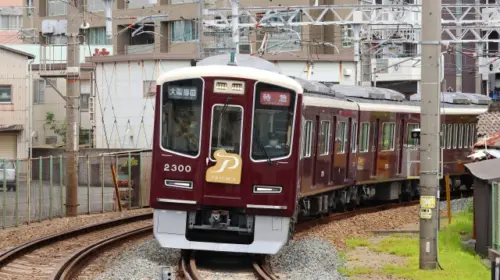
[149,55,490,255]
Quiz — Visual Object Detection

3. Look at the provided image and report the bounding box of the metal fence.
[0,151,152,228]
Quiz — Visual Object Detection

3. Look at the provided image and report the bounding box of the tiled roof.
[477,100,500,138]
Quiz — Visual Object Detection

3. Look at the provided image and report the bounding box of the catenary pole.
[65,0,81,217]
[419,0,441,270]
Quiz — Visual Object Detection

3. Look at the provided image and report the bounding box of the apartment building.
[0,0,24,44]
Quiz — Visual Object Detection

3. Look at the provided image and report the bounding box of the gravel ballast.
[93,239,180,280]
[270,237,348,280]
[439,197,473,213]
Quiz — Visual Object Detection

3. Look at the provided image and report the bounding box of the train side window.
[407,123,420,146]
[337,121,347,154]
[441,124,446,148]
[351,121,358,153]
[319,121,330,155]
[447,124,452,149]
[381,122,395,151]
[303,120,313,157]
[452,124,458,149]
[359,122,370,153]
[464,123,469,148]
[458,124,464,148]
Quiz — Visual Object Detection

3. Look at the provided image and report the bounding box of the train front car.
[150,56,303,254]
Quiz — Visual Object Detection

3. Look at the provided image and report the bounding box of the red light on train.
[260,91,291,106]
[340,110,352,116]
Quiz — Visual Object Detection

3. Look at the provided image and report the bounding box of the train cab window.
[447,124,453,149]
[303,120,313,157]
[319,121,330,155]
[458,124,464,148]
[407,123,420,146]
[464,124,470,148]
[441,124,446,148]
[251,83,296,161]
[381,122,395,151]
[359,122,370,153]
[452,124,458,149]
[161,78,203,157]
[351,121,358,152]
[209,105,243,159]
[336,121,347,154]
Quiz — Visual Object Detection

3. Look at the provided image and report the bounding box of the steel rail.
[50,225,152,280]
[252,255,278,280]
[180,250,202,280]
[0,212,153,269]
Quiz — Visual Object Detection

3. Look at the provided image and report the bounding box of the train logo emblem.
[206,149,242,185]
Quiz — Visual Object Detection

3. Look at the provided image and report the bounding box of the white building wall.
[94,60,192,149]
[273,61,357,85]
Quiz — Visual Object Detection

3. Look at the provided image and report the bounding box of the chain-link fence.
[0,151,152,228]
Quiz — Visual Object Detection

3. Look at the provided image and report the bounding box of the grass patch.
[339,265,376,276]
[346,237,370,248]
[342,206,489,280]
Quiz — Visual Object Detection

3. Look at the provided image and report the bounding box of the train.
[149,54,491,255]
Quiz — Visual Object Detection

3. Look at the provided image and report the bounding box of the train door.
[329,116,337,185]
[311,115,320,187]
[397,118,405,174]
[345,117,352,180]
[372,119,380,177]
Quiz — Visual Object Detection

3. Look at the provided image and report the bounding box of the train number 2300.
[164,164,192,173]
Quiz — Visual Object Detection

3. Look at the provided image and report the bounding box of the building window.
[33,79,46,104]
[447,124,452,149]
[381,122,396,151]
[143,80,156,98]
[319,121,330,155]
[359,122,370,152]
[86,0,105,11]
[127,0,157,9]
[453,124,458,149]
[80,94,90,111]
[441,124,446,148]
[264,11,301,52]
[87,27,106,45]
[48,0,67,16]
[0,85,12,103]
[351,121,358,152]
[337,121,347,154]
[169,0,198,3]
[171,20,199,42]
[407,123,420,146]
[464,124,469,148]
[0,15,21,30]
[303,120,312,157]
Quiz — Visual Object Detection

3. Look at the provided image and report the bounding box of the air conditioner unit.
[238,43,252,54]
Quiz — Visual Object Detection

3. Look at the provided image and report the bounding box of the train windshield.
[161,78,203,156]
[209,104,243,159]
[251,83,296,161]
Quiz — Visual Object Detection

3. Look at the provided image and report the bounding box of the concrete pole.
[475,0,483,95]
[65,0,81,217]
[361,41,372,87]
[197,0,203,60]
[102,0,115,46]
[353,24,361,86]
[456,0,462,92]
[231,0,239,54]
[419,0,441,270]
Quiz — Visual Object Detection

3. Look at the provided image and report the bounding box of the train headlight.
[253,185,283,194]
[214,79,245,94]
[164,179,193,190]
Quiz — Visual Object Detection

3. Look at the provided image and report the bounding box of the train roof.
[197,54,281,73]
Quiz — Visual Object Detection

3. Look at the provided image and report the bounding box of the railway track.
[0,212,153,280]
[180,250,278,280]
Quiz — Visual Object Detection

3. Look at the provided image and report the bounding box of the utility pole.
[419,0,441,270]
[65,0,81,217]
[456,0,462,92]
[231,0,239,54]
[361,40,372,87]
[102,0,115,46]
[475,0,483,95]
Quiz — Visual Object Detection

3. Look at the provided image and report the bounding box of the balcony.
[125,44,155,55]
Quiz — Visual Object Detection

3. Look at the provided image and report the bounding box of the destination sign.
[260,91,291,106]
[167,86,197,100]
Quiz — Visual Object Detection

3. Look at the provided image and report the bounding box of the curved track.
[0,212,152,280]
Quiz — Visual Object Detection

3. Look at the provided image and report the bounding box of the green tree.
[45,112,92,146]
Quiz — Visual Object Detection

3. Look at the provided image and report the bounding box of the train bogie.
[150,54,491,255]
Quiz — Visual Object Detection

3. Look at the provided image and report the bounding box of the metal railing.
[0,151,152,228]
